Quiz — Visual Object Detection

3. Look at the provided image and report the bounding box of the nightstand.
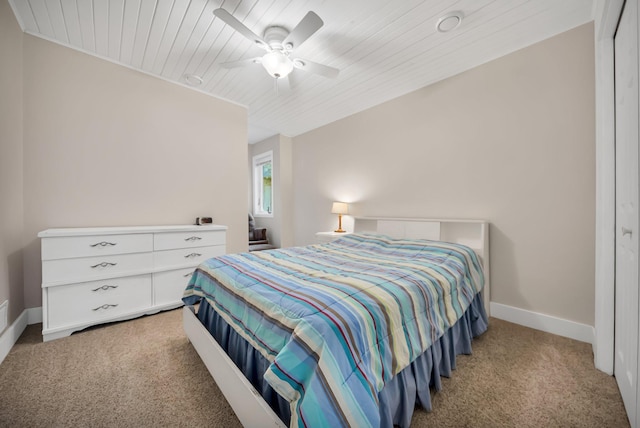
[315,231,352,243]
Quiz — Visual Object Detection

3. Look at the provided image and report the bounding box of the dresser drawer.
[47,274,152,328]
[153,245,225,269]
[41,233,153,260]
[154,230,226,251]
[153,267,196,307]
[42,252,153,284]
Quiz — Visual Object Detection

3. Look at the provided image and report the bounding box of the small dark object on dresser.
[196,217,213,225]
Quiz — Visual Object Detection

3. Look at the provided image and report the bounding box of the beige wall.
[279,135,294,247]
[249,134,294,248]
[22,35,248,308]
[292,23,596,326]
[0,0,25,325]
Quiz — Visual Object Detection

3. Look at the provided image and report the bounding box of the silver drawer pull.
[92,285,118,292]
[90,241,117,247]
[92,303,118,311]
[184,252,202,258]
[90,262,117,268]
[183,271,195,277]
[184,236,202,242]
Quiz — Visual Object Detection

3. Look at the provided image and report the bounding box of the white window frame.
[252,151,274,217]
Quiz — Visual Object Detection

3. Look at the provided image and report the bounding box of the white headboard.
[353,217,490,315]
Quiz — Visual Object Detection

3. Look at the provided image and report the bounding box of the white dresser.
[38,224,227,341]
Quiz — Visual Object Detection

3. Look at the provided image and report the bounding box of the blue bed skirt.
[193,293,488,428]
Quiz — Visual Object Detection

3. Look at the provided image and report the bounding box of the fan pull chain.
[274,77,279,95]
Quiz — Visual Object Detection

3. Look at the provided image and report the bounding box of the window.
[253,151,273,216]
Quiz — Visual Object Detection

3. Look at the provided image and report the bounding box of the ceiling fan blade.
[293,58,339,79]
[220,57,261,69]
[213,8,268,50]
[282,11,323,51]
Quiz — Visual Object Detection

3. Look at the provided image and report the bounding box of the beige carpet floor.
[0,309,629,427]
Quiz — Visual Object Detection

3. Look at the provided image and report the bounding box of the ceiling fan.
[213,8,340,82]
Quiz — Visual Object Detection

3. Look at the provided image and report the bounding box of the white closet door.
[615,1,640,426]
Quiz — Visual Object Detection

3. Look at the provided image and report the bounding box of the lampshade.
[261,51,294,79]
[331,202,349,215]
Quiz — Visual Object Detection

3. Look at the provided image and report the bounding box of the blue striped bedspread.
[183,233,485,428]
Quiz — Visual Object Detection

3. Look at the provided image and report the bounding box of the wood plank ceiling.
[9,0,594,143]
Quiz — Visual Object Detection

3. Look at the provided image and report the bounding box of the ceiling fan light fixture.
[262,51,294,79]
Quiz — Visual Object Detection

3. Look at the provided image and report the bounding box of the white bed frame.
[183,217,490,428]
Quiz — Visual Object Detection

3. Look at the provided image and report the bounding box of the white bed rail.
[183,306,286,428]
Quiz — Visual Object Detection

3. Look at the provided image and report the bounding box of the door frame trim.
[593,0,624,375]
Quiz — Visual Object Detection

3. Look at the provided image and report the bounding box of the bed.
[182,217,490,428]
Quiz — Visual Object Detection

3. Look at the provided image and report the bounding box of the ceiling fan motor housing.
[263,26,290,51]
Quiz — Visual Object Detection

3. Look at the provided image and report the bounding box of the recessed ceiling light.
[436,12,463,33]
[184,74,203,86]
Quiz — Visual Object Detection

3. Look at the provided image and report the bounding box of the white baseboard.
[0,309,28,366]
[0,306,42,367]
[0,300,7,334]
[490,302,595,344]
[27,306,42,325]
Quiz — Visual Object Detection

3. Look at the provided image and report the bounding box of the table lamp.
[331,202,349,233]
